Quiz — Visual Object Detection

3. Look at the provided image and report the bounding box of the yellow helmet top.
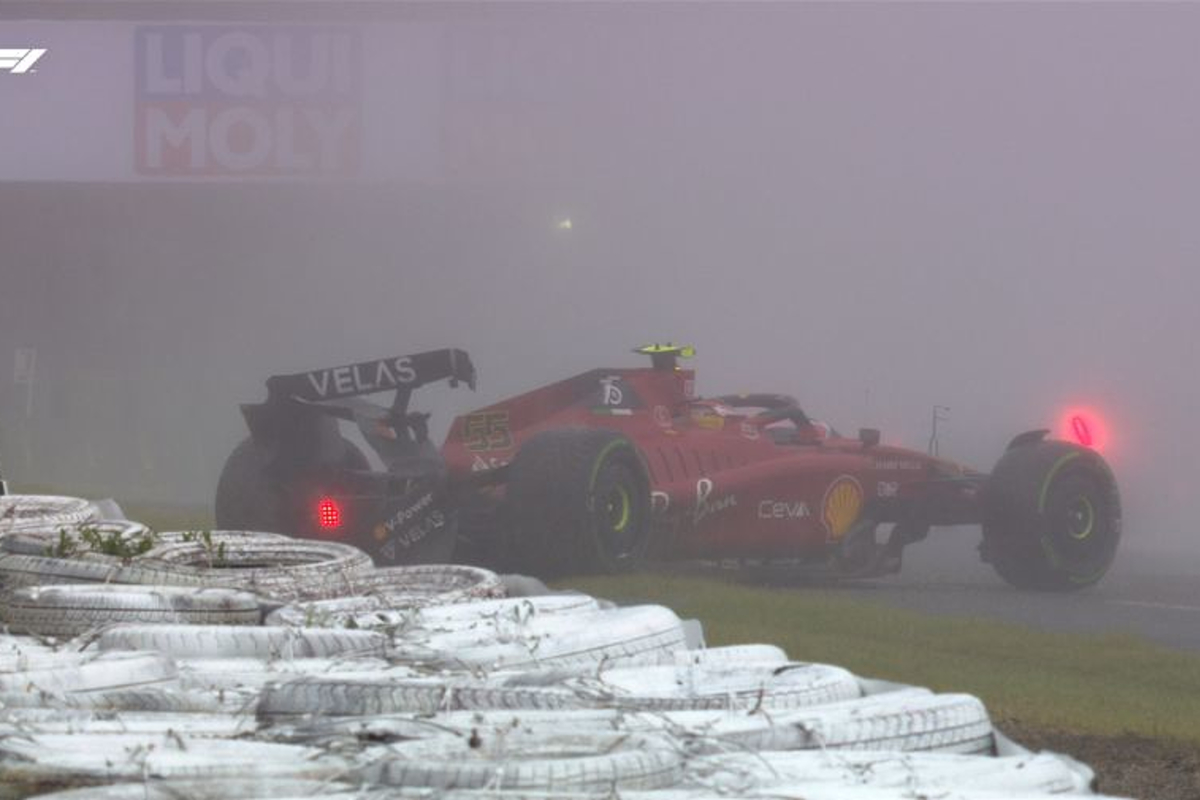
[633,343,695,370]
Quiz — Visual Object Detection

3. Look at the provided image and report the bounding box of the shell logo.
[822,475,863,540]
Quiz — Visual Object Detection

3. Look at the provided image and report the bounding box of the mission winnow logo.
[0,48,46,74]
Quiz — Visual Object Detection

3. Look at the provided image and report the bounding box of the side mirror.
[858,428,881,448]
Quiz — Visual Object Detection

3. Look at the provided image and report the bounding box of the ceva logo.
[0,48,46,74]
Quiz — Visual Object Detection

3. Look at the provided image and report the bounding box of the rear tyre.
[506,428,651,578]
[981,440,1121,591]
[214,437,368,536]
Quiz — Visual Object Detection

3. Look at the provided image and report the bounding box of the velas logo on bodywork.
[135,26,362,177]
[0,49,46,74]
[822,475,863,540]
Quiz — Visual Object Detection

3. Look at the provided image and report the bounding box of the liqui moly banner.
[134,26,362,177]
[0,18,599,183]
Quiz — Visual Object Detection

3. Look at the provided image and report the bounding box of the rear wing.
[265,348,475,405]
[243,348,475,456]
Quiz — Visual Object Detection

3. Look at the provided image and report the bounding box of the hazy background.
[0,3,1195,557]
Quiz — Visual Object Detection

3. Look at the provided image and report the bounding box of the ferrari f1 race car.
[215,345,1121,591]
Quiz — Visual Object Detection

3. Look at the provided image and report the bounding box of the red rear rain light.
[316,497,343,530]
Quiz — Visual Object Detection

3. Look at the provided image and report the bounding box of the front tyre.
[506,428,651,578]
[981,440,1121,591]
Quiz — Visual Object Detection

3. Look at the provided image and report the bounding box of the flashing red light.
[1058,406,1109,453]
[1070,415,1093,447]
[316,497,342,530]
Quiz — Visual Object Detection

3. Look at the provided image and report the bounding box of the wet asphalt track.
[689,528,1200,654]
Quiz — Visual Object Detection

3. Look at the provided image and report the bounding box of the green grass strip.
[562,573,1200,746]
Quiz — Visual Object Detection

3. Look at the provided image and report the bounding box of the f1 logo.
[0,48,46,74]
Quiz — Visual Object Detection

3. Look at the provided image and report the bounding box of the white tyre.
[0,553,208,593]
[1,520,155,557]
[0,651,177,695]
[177,656,394,692]
[687,750,1093,795]
[152,530,293,545]
[0,711,257,739]
[673,644,788,666]
[357,732,683,792]
[579,661,862,711]
[0,734,350,789]
[0,686,235,713]
[294,563,506,604]
[451,691,991,756]
[97,624,388,660]
[278,709,656,747]
[689,689,995,754]
[0,649,99,674]
[143,539,373,601]
[258,670,644,719]
[393,604,688,670]
[0,496,98,533]
[257,674,454,718]
[21,779,349,800]
[267,592,598,631]
[2,584,262,637]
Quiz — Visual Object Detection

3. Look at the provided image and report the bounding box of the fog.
[0,3,1196,557]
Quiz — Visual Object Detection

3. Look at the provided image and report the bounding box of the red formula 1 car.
[217,345,1121,590]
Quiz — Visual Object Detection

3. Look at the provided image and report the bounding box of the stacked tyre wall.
[0,495,1129,800]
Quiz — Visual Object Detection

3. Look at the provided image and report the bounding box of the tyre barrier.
[0,495,1129,800]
